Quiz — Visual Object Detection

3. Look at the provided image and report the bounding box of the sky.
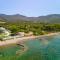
[0,0,60,17]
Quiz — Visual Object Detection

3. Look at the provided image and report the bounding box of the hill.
[0,14,60,23]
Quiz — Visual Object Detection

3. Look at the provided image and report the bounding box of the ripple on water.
[0,35,60,60]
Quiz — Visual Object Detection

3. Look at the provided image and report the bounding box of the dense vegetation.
[0,21,60,35]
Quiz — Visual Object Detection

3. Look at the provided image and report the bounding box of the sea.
[0,34,60,60]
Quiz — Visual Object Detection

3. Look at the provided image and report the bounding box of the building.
[17,32,25,37]
[0,27,11,38]
[17,31,33,37]
[24,32,33,36]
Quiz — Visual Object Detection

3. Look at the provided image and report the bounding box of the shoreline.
[0,32,60,46]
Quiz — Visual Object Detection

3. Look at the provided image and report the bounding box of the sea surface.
[0,35,60,60]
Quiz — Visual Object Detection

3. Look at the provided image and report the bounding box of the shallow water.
[0,35,60,60]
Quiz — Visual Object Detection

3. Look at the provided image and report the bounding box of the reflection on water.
[0,35,60,60]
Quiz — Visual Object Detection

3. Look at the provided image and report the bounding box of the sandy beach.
[0,32,60,46]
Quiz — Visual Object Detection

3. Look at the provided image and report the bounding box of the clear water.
[0,35,60,60]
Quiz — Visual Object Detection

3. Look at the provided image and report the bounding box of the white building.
[0,27,11,37]
[17,32,25,37]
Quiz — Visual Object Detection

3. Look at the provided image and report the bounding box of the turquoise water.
[0,35,60,60]
[17,35,60,60]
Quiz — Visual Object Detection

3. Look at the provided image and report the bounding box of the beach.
[0,32,60,46]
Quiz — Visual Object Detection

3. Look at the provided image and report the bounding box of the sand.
[0,32,60,46]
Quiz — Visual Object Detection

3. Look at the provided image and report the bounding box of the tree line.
[0,21,60,35]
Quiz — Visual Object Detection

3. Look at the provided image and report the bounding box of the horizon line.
[0,13,60,17]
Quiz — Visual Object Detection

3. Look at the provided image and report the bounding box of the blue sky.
[0,0,60,17]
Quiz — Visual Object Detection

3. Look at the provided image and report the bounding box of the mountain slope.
[0,14,60,23]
